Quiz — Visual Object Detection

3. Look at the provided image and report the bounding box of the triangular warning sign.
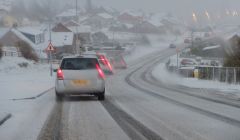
[46,42,55,51]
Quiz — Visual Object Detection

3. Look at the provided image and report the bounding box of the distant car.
[204,32,210,37]
[96,53,114,74]
[55,55,105,100]
[110,55,127,69]
[169,43,177,48]
[181,58,197,66]
[184,38,191,43]
[195,37,202,41]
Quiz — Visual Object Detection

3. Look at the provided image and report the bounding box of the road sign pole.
[50,51,53,76]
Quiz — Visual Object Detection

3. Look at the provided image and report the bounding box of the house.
[64,20,91,33]
[18,27,45,45]
[73,32,92,47]
[118,11,143,25]
[56,9,84,22]
[81,13,114,29]
[129,21,164,34]
[52,23,72,32]
[0,27,47,58]
[0,26,75,59]
[46,32,74,58]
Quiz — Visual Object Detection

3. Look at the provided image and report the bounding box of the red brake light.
[57,69,64,80]
[96,64,105,79]
[99,55,107,65]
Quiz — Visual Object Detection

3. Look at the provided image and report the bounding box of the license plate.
[72,80,89,86]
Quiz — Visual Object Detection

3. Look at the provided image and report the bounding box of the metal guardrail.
[197,66,240,84]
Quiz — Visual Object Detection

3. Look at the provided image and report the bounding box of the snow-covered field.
[152,63,240,99]
[0,56,55,140]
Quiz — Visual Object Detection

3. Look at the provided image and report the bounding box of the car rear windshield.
[60,58,98,70]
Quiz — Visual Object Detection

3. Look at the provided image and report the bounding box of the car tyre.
[55,91,63,101]
[98,90,105,101]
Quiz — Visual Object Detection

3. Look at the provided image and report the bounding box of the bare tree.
[0,44,3,59]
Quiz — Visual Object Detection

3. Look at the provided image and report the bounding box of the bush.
[224,35,240,67]
[15,41,39,62]
[18,62,29,68]
[0,44,3,59]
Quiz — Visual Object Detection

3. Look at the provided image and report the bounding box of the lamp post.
[75,0,80,55]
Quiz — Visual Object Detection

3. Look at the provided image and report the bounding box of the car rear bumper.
[55,80,105,95]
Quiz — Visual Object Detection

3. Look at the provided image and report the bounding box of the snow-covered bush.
[18,62,29,68]
[15,41,39,62]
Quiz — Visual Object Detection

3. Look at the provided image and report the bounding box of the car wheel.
[98,90,105,101]
[55,91,63,101]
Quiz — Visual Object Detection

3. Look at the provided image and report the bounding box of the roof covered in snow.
[97,13,113,19]
[67,25,91,33]
[203,45,221,51]
[57,9,84,18]
[18,27,43,35]
[120,10,144,17]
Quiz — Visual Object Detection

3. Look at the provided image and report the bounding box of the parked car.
[55,55,105,100]
[181,58,197,66]
[195,37,202,41]
[96,53,114,74]
[110,55,127,69]
[184,38,191,43]
[169,43,177,48]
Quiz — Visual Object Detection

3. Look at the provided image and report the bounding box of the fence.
[197,66,240,84]
[2,51,22,57]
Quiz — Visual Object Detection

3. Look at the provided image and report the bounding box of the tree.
[15,41,39,62]
[224,35,240,67]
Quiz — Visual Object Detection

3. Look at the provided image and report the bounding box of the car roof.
[62,55,97,59]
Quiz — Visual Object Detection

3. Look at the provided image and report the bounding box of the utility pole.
[75,0,80,55]
[191,29,194,48]
[49,22,53,76]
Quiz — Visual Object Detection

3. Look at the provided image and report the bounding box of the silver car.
[55,55,105,100]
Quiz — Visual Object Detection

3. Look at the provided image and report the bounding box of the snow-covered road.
[1,37,240,140]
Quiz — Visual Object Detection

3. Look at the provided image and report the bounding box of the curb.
[0,113,12,126]
[11,87,54,101]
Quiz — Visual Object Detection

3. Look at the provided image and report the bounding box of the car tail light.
[96,64,105,79]
[100,56,108,65]
[57,69,64,80]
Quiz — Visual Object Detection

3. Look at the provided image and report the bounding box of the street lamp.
[205,11,210,20]
[192,12,198,23]
[75,0,80,55]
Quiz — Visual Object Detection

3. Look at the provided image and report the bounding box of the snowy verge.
[0,56,55,139]
[152,63,240,99]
